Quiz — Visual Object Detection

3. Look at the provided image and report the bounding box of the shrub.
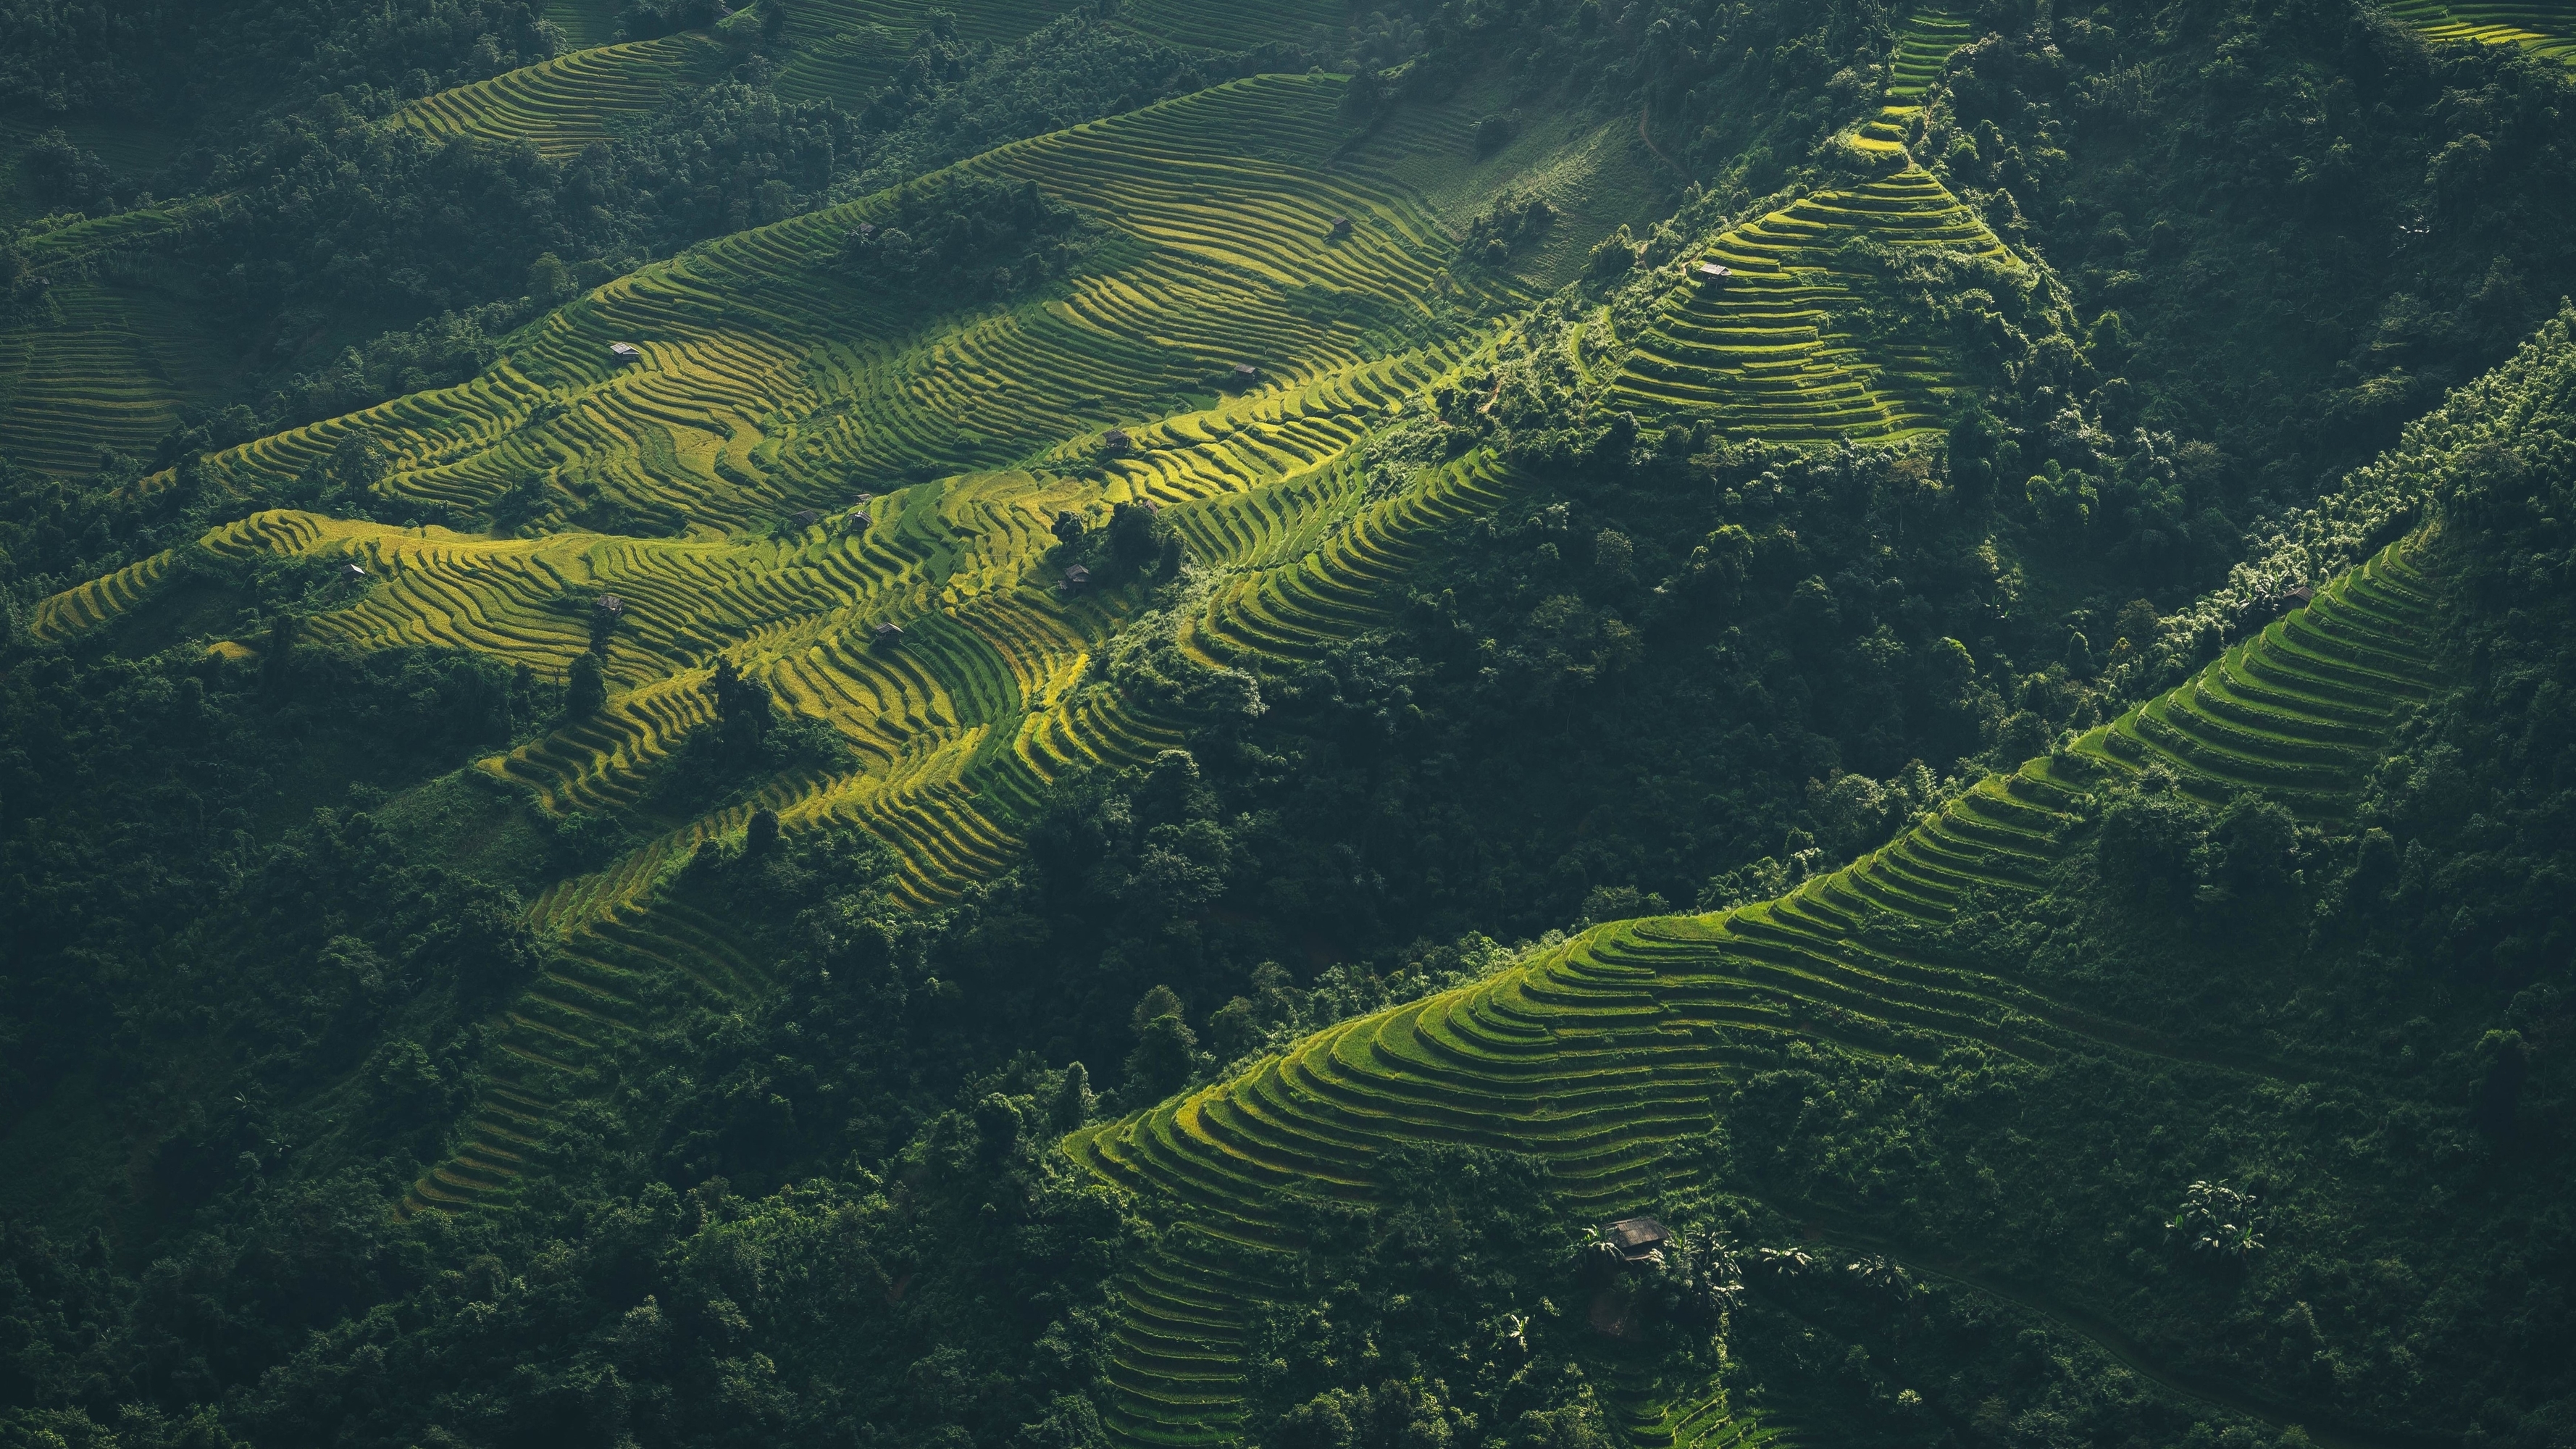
[566,652,606,717]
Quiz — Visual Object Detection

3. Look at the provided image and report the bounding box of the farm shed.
[1602,1216,1669,1264]
[609,342,643,363]
[873,622,904,643]
[790,508,821,529]
[1694,262,1732,283]
[1063,564,1092,589]
[1329,215,1353,238]
[1103,428,1132,454]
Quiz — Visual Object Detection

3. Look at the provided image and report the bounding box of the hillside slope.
[19,70,1661,1218]
[1062,530,2455,1445]
[15,10,2576,1449]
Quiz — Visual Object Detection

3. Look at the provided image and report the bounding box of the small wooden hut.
[1603,1216,1670,1264]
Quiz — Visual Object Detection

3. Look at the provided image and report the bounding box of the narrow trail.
[1638,101,1684,178]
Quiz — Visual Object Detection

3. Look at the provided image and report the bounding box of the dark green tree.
[1124,985,1197,1101]
[708,656,771,755]
[566,651,606,717]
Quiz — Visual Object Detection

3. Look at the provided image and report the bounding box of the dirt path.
[1638,101,1684,178]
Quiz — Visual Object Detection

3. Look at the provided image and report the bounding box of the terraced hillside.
[1856,6,1970,154]
[1114,0,1349,51]
[213,75,1516,533]
[1605,163,2016,440]
[540,0,622,49]
[2383,0,2576,62]
[32,72,1587,1214]
[401,0,1363,157]
[393,32,729,159]
[0,278,241,474]
[767,0,1065,104]
[1061,535,2451,1445]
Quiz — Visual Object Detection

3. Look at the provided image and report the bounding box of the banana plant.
[2165,1179,2266,1264]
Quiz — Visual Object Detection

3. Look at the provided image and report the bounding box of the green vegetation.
[1063,530,2450,1442]
[9,2,2576,1448]
[0,1,1374,483]
[1605,164,2026,440]
[2385,0,2576,63]
[0,278,239,473]
[393,32,731,160]
[11,70,1633,1217]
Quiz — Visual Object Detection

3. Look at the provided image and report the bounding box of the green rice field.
[29,71,1580,1218]
[1059,535,2453,1445]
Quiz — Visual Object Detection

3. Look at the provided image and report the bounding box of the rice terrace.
[4,2,2576,1448]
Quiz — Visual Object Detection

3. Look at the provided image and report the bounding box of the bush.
[566,652,606,717]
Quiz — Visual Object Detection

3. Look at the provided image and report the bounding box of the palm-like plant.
[1651,1227,1746,1325]
[2165,1179,2266,1263]
[1578,1224,1626,1269]
[1755,1245,1811,1270]
[1844,1254,1912,1299]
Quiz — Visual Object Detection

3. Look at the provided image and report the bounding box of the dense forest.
[5,0,2576,1445]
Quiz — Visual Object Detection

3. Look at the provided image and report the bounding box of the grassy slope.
[390,0,1355,158]
[1060,533,2456,1445]
[0,277,247,472]
[23,70,1665,1218]
[0,0,1368,479]
[1606,162,2014,441]
[2383,0,2576,63]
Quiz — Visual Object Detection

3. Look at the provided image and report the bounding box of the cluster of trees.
[10,1,2576,1446]
[0,0,566,120]
[842,174,1090,304]
[1356,0,2576,597]
[1911,0,2575,509]
[1463,189,1556,267]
